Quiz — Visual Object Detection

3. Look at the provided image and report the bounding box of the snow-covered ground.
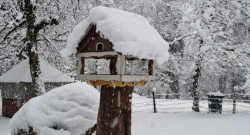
[0,96,10,135]
[132,112,250,135]
[132,94,250,114]
[1,93,250,135]
[132,94,250,135]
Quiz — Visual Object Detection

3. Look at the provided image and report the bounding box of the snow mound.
[9,82,100,135]
[61,6,169,64]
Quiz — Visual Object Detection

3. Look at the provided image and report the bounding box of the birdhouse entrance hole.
[96,43,104,52]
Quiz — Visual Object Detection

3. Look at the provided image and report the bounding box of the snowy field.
[132,94,250,135]
[1,94,250,135]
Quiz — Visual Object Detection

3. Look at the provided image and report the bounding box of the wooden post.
[152,91,157,113]
[96,85,133,135]
[233,87,236,114]
[152,87,157,113]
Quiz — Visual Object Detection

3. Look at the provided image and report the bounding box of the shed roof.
[0,58,73,83]
[207,92,225,97]
[61,6,169,64]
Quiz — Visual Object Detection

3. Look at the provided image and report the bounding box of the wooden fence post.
[152,88,157,113]
[233,87,237,114]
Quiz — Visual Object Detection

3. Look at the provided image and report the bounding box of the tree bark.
[85,124,97,135]
[192,38,203,112]
[96,85,133,135]
[23,0,44,101]
[192,62,200,112]
[219,61,227,94]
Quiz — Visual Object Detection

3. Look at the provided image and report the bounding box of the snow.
[242,74,250,90]
[0,117,9,135]
[207,91,225,97]
[132,113,250,135]
[61,6,169,64]
[132,94,250,135]
[40,127,71,135]
[204,7,215,20]
[1,93,250,135]
[0,91,1,116]
[8,82,99,135]
[0,58,73,82]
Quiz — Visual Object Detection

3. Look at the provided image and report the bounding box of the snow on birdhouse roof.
[61,6,169,64]
[0,58,73,83]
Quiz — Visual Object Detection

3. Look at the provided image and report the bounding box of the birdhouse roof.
[0,58,73,83]
[61,6,169,64]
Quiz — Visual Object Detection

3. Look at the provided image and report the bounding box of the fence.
[154,92,250,101]
[132,94,250,114]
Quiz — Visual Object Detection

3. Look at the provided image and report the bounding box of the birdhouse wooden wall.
[76,25,155,86]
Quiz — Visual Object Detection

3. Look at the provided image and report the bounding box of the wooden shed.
[0,58,73,117]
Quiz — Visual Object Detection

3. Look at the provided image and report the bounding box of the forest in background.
[1,0,250,100]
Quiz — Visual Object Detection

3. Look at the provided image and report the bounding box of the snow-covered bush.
[9,82,100,135]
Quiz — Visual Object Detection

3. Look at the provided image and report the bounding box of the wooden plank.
[121,75,155,82]
[77,75,121,81]
[120,55,126,76]
[80,57,85,74]
[2,98,24,118]
[152,60,156,75]
[148,60,154,75]
[110,57,117,75]
[77,74,155,82]
[78,51,118,58]
[116,55,122,75]
[77,24,96,53]
[77,55,82,75]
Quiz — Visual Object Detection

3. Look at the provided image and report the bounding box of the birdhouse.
[61,6,170,135]
[76,24,156,87]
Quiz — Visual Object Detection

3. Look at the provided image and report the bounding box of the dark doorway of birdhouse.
[125,59,150,75]
[84,58,110,74]
[97,43,104,52]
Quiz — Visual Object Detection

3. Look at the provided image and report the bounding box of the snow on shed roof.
[61,6,169,64]
[0,58,73,83]
[207,92,225,97]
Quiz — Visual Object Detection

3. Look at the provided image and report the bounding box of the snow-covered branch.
[0,19,25,43]
[0,54,9,60]
[169,33,191,45]
[34,16,59,33]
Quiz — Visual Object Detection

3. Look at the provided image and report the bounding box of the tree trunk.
[192,38,203,112]
[219,64,227,94]
[96,85,133,135]
[192,62,200,112]
[23,0,45,102]
[166,71,180,99]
